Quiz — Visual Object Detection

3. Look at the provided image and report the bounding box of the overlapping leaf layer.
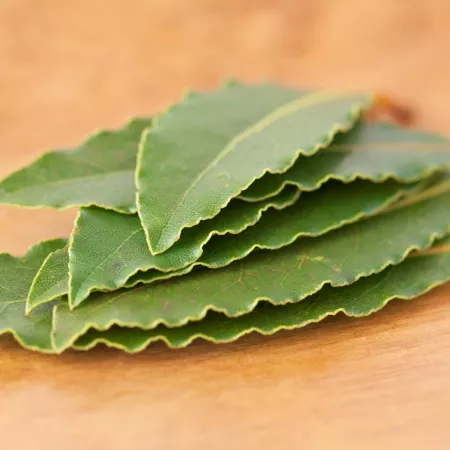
[1,82,449,354]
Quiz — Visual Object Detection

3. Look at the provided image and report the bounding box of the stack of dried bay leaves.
[1,81,450,354]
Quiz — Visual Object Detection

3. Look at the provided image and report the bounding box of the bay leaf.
[51,182,450,352]
[0,239,66,352]
[73,242,450,352]
[136,82,371,254]
[125,177,429,287]
[0,118,151,213]
[239,122,450,201]
[66,186,299,308]
[26,247,69,314]
[29,178,414,310]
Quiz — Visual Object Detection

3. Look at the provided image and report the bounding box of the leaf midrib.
[146,91,357,251]
[1,169,133,199]
[70,226,144,306]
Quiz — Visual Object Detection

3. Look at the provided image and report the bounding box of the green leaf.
[73,244,450,352]
[136,82,371,254]
[51,182,450,353]
[193,177,450,271]
[26,247,69,314]
[0,118,151,213]
[126,177,428,287]
[28,178,413,310]
[239,122,450,201]
[65,186,298,308]
[0,239,66,352]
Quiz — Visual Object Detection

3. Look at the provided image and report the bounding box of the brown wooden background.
[1,1,450,448]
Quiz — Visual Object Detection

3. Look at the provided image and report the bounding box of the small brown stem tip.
[365,94,414,126]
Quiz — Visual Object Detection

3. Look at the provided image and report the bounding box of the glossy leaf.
[239,122,450,201]
[0,239,66,352]
[136,82,371,254]
[51,182,450,352]
[28,179,414,310]
[0,118,151,213]
[73,244,450,352]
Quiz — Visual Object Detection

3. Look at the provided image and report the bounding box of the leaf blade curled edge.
[0,239,66,352]
[239,122,450,201]
[26,247,69,314]
[51,182,450,352]
[126,177,425,287]
[67,186,299,308]
[0,118,151,213]
[73,246,450,352]
[137,83,371,254]
[29,179,415,310]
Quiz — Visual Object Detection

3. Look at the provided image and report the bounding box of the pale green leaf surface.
[73,248,450,352]
[51,183,450,352]
[195,178,450,270]
[239,122,450,201]
[137,82,371,254]
[0,239,66,352]
[67,186,299,308]
[0,118,151,213]
[26,247,69,313]
[125,178,424,287]
[29,179,412,310]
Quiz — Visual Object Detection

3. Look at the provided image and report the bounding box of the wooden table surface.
[1,1,450,448]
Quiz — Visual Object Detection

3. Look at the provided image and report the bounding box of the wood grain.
[0,1,449,448]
